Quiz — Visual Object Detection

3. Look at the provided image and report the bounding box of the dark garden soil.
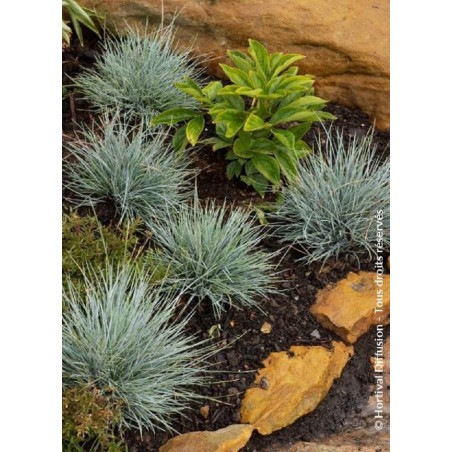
[63,35,390,452]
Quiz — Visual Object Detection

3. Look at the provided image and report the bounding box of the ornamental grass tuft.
[149,198,278,319]
[63,262,214,434]
[64,117,193,224]
[74,24,203,121]
[270,129,390,265]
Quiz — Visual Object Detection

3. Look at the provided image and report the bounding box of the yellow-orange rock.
[80,0,389,129]
[364,336,390,416]
[264,426,389,451]
[240,342,353,435]
[159,424,253,452]
[311,272,390,344]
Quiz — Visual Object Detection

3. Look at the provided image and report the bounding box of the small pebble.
[228,387,240,398]
[200,405,210,419]
[260,322,272,334]
[310,329,321,339]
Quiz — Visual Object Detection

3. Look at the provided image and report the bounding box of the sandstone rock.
[363,337,390,416]
[310,272,390,344]
[159,424,253,452]
[80,0,389,129]
[240,341,353,435]
[264,426,389,451]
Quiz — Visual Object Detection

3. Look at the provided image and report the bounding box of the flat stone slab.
[159,424,254,452]
[264,426,389,451]
[310,272,390,343]
[362,337,390,417]
[240,341,353,435]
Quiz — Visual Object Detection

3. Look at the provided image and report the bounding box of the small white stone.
[310,329,321,339]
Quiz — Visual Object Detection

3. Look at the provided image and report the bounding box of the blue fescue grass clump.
[270,129,390,265]
[64,117,193,224]
[149,198,278,319]
[63,262,214,434]
[74,24,203,121]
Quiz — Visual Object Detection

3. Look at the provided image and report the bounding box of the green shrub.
[74,24,203,121]
[64,118,193,224]
[62,0,103,46]
[62,385,124,451]
[63,262,214,434]
[270,129,390,264]
[149,197,278,319]
[151,39,335,196]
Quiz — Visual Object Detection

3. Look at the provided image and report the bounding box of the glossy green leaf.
[62,21,72,44]
[269,53,282,74]
[274,148,298,182]
[227,49,254,72]
[317,111,337,120]
[248,39,270,77]
[235,86,263,97]
[249,71,266,90]
[284,67,299,76]
[64,0,102,46]
[176,77,203,94]
[217,85,241,96]
[233,134,253,158]
[224,95,245,111]
[277,91,305,108]
[202,137,232,152]
[214,141,232,151]
[252,154,280,185]
[272,129,295,150]
[245,160,258,175]
[202,81,223,101]
[284,95,327,110]
[151,108,197,125]
[214,108,242,120]
[225,150,238,161]
[219,64,252,87]
[294,140,311,158]
[172,125,188,153]
[244,114,266,132]
[241,174,268,197]
[255,92,283,100]
[209,103,233,118]
[252,129,273,140]
[278,75,314,92]
[252,138,276,154]
[186,115,205,146]
[288,123,311,140]
[214,123,229,141]
[272,54,303,77]
[175,78,209,103]
[226,161,243,180]
[216,111,247,138]
[270,108,325,125]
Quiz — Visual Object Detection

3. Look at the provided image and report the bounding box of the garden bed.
[62,32,390,452]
